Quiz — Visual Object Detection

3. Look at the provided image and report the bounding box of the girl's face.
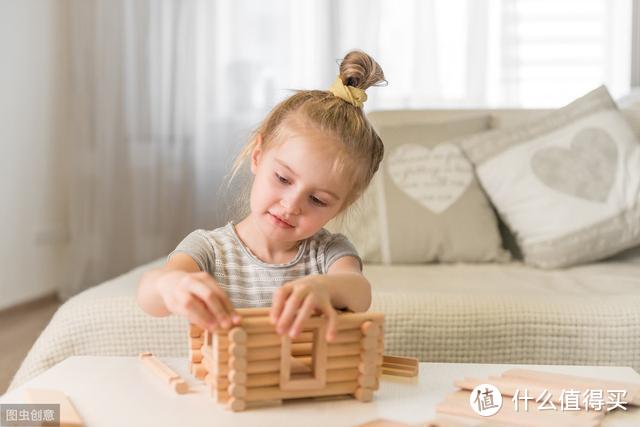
[249,124,352,243]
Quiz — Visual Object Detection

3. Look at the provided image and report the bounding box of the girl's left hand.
[270,277,337,342]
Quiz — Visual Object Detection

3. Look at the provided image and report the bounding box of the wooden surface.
[2,357,640,426]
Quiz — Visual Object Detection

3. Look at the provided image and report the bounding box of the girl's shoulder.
[308,227,354,248]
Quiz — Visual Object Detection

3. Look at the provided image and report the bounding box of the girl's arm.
[316,255,371,312]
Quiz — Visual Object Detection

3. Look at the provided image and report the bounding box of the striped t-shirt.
[168,221,362,308]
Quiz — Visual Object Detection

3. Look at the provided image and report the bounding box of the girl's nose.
[281,196,302,215]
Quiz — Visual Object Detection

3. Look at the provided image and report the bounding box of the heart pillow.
[459,86,640,268]
[328,114,511,264]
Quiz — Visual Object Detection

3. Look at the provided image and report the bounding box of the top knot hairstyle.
[339,50,386,91]
[230,50,387,215]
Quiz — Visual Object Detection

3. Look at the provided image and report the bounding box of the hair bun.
[339,50,386,91]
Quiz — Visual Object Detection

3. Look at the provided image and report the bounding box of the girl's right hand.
[156,270,241,332]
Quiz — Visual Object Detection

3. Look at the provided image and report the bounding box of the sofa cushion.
[459,85,640,268]
[329,113,510,264]
[366,259,640,369]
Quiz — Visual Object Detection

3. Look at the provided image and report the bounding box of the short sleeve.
[323,233,363,273]
[168,230,215,274]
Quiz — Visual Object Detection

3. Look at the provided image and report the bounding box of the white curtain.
[63,0,631,297]
[65,0,198,298]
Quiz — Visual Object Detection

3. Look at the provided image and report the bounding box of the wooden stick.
[191,363,208,379]
[138,352,189,394]
[237,307,272,317]
[502,369,640,405]
[245,380,358,402]
[228,343,247,358]
[227,397,246,412]
[438,390,602,427]
[188,348,203,363]
[228,327,247,344]
[381,355,418,378]
[382,367,417,378]
[190,337,204,349]
[218,330,363,350]
[215,355,362,376]
[360,321,380,338]
[228,369,247,384]
[354,387,374,402]
[237,313,383,333]
[24,388,85,427]
[189,323,203,338]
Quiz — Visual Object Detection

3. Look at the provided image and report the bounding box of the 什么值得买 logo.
[469,383,503,417]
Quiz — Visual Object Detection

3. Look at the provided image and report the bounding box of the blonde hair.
[226,50,386,219]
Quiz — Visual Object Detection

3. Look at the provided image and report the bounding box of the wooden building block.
[357,419,412,427]
[24,388,84,427]
[227,397,246,412]
[228,343,247,358]
[191,363,208,379]
[502,369,640,405]
[354,387,374,402]
[228,327,247,344]
[228,369,247,384]
[228,384,247,398]
[360,321,380,338]
[381,355,418,378]
[190,337,204,349]
[189,323,203,338]
[139,352,189,394]
[189,348,203,363]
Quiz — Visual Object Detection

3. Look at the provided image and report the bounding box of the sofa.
[9,100,640,391]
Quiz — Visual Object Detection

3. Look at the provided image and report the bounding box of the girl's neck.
[233,216,302,264]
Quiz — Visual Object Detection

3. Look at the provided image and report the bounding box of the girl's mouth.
[268,212,294,228]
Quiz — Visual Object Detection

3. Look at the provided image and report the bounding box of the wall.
[0,0,70,310]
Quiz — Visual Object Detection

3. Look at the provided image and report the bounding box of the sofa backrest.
[368,104,640,136]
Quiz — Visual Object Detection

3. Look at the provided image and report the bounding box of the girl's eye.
[310,196,327,207]
[275,173,289,184]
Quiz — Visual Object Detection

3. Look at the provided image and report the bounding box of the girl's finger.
[196,273,236,315]
[186,280,231,329]
[270,284,292,324]
[288,296,315,338]
[180,295,217,332]
[276,288,306,335]
[322,304,338,342]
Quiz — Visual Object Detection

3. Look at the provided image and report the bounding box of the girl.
[137,50,386,342]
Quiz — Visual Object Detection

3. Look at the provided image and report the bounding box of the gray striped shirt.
[168,222,362,308]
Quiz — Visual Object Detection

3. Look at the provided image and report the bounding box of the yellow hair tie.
[329,76,367,108]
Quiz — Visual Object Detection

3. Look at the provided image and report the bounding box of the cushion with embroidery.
[459,85,640,268]
[329,113,511,264]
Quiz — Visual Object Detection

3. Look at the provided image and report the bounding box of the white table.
[2,357,639,426]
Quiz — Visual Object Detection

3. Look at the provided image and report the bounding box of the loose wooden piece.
[139,352,189,393]
[24,388,85,427]
[381,355,419,377]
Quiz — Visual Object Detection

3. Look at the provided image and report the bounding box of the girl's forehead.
[268,133,354,193]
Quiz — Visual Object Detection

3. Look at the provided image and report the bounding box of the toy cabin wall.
[188,310,384,411]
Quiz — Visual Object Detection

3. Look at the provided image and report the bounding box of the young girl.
[137,50,386,342]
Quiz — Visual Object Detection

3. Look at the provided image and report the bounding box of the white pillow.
[459,85,640,269]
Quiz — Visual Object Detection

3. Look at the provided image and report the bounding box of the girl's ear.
[250,134,264,174]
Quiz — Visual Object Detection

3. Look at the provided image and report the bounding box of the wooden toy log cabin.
[188,307,384,411]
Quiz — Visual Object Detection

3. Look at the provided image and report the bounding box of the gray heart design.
[531,127,618,203]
